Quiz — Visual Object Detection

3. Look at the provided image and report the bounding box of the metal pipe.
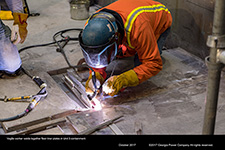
[202,0,225,135]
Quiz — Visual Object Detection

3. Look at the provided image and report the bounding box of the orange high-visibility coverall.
[101,0,172,83]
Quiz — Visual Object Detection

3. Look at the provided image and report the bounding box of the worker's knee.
[0,37,22,75]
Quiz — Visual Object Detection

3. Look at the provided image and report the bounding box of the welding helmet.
[79,12,118,68]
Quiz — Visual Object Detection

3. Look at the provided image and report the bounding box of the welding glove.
[85,71,105,95]
[11,12,28,44]
[102,70,139,96]
[0,11,14,20]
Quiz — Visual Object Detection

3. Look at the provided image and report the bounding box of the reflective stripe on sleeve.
[125,4,170,49]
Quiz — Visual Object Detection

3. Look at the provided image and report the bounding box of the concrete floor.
[1,0,225,135]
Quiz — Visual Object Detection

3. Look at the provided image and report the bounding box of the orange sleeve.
[132,21,163,83]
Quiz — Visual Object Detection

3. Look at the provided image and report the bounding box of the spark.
[91,97,102,111]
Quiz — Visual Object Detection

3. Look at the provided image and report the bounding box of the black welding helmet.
[79,12,118,68]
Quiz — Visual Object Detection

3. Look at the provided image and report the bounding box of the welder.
[79,0,172,97]
[0,0,28,77]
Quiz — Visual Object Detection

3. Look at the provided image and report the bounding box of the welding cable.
[19,41,57,53]
[0,87,47,122]
[18,28,91,71]
[0,95,32,102]
[18,28,93,76]
[0,83,47,122]
[52,28,98,100]
[19,28,82,53]
[0,68,48,122]
[18,28,98,100]
[0,29,86,122]
[0,110,27,122]
[52,28,82,68]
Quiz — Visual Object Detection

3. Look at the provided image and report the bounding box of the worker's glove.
[11,24,21,45]
[0,11,14,20]
[11,12,28,44]
[85,72,105,95]
[102,70,139,96]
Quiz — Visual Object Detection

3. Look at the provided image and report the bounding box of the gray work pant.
[0,19,21,74]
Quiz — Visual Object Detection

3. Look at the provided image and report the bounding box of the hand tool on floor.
[0,95,31,102]
[77,115,123,135]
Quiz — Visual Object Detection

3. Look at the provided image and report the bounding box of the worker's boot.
[0,67,22,78]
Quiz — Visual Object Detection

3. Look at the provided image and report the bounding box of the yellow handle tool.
[1,96,31,102]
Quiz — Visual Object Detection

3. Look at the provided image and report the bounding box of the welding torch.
[87,71,98,101]
[86,70,100,109]
[86,70,105,110]
[87,70,105,99]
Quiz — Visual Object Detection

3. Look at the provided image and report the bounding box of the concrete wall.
[158,0,215,59]
[96,0,117,7]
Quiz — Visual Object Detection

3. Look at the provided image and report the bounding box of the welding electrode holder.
[87,71,98,101]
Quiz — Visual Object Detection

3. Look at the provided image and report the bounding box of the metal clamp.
[207,35,225,48]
